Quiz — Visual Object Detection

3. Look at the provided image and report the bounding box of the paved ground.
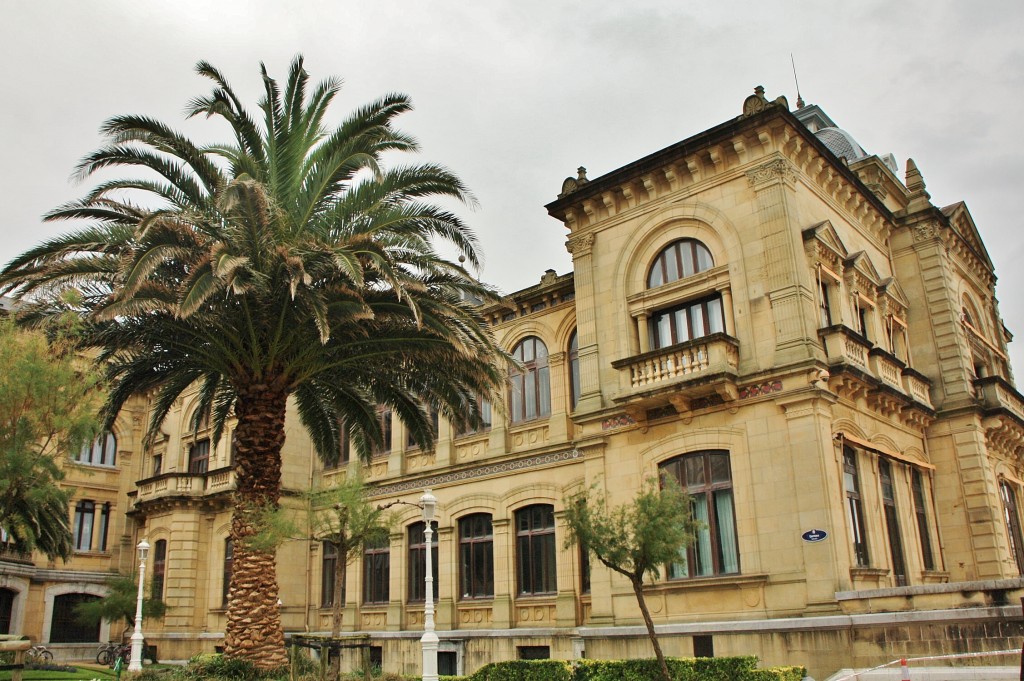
[823,666,1020,680]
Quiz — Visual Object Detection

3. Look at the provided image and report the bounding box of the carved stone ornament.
[566,232,595,256]
[742,85,789,117]
[558,166,589,198]
[912,223,939,243]
[746,159,796,187]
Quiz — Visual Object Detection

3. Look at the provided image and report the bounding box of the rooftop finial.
[791,53,805,109]
[743,86,789,117]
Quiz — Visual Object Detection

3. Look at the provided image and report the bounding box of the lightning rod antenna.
[791,53,804,109]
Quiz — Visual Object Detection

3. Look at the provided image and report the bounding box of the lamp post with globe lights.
[420,490,438,681]
[129,539,150,671]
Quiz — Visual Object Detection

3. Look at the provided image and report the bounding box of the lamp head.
[137,539,150,561]
[420,489,437,522]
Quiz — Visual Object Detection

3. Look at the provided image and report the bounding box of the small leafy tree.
[562,475,700,681]
[309,475,391,639]
[0,317,104,560]
[74,574,168,639]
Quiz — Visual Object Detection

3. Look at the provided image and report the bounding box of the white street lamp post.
[420,489,438,681]
[129,539,150,672]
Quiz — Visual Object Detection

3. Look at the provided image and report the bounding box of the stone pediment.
[844,251,882,288]
[878,277,910,310]
[802,220,850,263]
[942,201,994,271]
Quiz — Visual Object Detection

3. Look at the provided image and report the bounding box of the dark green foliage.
[472,657,800,681]
[73,574,168,627]
[471,660,574,681]
[574,657,756,681]
[0,318,105,560]
[179,653,286,680]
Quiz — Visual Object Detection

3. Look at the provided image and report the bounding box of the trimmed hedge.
[472,660,574,681]
[470,657,804,681]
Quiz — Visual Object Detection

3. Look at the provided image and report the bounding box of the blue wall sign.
[801,529,828,543]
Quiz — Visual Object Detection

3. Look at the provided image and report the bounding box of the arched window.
[76,431,117,466]
[509,337,550,423]
[459,514,494,599]
[568,330,580,410]
[660,451,739,578]
[647,239,714,288]
[407,521,438,602]
[515,504,556,595]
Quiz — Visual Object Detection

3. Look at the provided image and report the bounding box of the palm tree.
[0,57,507,669]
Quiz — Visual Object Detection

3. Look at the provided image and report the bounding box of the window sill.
[515,593,557,601]
[658,572,768,591]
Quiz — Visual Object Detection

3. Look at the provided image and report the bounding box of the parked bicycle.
[96,641,120,666]
[26,644,53,664]
[108,642,131,668]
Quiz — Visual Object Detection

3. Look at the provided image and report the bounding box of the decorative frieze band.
[746,158,796,188]
[367,448,582,498]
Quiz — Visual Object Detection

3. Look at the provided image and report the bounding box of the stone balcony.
[819,325,934,424]
[136,466,236,505]
[973,376,1024,457]
[611,332,739,416]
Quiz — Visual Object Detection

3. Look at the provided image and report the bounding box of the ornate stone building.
[3,88,1023,678]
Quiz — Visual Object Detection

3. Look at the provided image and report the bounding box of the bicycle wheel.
[97,649,112,665]
[40,650,53,662]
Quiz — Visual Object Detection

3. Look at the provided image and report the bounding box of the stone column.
[566,232,603,413]
[490,518,513,628]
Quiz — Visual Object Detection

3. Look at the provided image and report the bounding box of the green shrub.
[178,652,287,681]
[575,656,759,681]
[471,659,574,681]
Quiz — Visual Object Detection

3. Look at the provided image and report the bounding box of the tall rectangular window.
[223,538,233,606]
[97,503,110,552]
[363,536,390,604]
[819,281,833,327]
[879,460,907,586]
[661,451,739,578]
[650,295,725,350]
[151,539,167,599]
[73,500,95,551]
[188,439,210,474]
[912,470,935,571]
[321,542,338,607]
[844,446,870,567]
[1001,481,1024,574]
[510,338,551,423]
[459,514,494,599]
[516,505,556,595]
[407,522,438,602]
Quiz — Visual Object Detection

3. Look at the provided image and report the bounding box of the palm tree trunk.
[224,384,290,670]
[631,576,671,681]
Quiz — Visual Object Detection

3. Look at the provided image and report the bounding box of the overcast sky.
[2,1,1023,370]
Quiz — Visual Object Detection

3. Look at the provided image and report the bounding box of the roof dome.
[815,126,868,163]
